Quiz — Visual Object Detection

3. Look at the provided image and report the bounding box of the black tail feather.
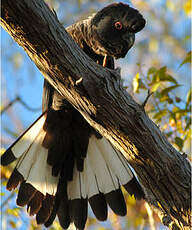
[36,194,54,224]
[105,189,127,216]
[1,149,16,166]
[6,169,24,191]
[57,199,70,229]
[89,193,108,221]
[69,198,88,229]
[123,177,145,200]
[16,182,37,207]
[27,191,44,216]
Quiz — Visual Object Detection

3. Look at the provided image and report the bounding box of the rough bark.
[1,0,191,229]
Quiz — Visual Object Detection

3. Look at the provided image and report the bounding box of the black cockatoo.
[1,3,146,229]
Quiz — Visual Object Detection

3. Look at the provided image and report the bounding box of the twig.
[142,90,153,109]
[17,96,41,112]
[75,77,83,85]
[1,95,41,115]
[0,97,19,115]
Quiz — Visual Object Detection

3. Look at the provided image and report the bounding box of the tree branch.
[1,0,191,229]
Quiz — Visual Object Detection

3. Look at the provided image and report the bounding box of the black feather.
[45,179,67,227]
[36,194,54,224]
[27,191,44,216]
[17,182,37,207]
[89,193,108,221]
[57,198,70,229]
[123,177,145,200]
[69,198,88,229]
[6,169,24,191]
[105,189,127,216]
[1,149,16,166]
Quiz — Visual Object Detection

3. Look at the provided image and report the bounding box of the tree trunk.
[1,0,191,229]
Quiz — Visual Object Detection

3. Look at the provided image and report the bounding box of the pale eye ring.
[114,21,123,30]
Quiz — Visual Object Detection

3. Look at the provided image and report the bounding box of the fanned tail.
[1,113,144,230]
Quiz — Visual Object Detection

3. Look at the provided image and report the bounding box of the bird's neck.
[66,15,105,64]
[66,14,94,49]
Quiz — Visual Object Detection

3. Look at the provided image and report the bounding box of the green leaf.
[152,66,165,82]
[133,73,140,93]
[158,66,167,75]
[165,131,173,138]
[184,0,191,17]
[6,208,20,217]
[0,148,6,155]
[133,73,147,93]
[147,67,157,76]
[2,180,7,186]
[153,110,167,120]
[159,95,170,102]
[139,79,147,89]
[175,137,184,150]
[152,72,159,83]
[9,220,17,228]
[0,104,4,113]
[185,116,191,131]
[186,88,192,107]
[180,51,191,67]
[155,67,177,84]
[158,69,165,81]
[184,35,190,42]
[175,109,189,114]
[161,84,182,96]
[160,74,178,84]
[151,82,161,92]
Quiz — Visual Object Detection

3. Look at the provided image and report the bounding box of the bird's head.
[90,2,146,59]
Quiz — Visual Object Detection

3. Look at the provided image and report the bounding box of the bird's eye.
[114,21,123,30]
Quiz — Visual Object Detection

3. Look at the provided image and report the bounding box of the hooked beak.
[115,32,135,58]
[122,32,135,50]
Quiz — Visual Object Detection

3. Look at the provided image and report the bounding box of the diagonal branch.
[1,0,191,229]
